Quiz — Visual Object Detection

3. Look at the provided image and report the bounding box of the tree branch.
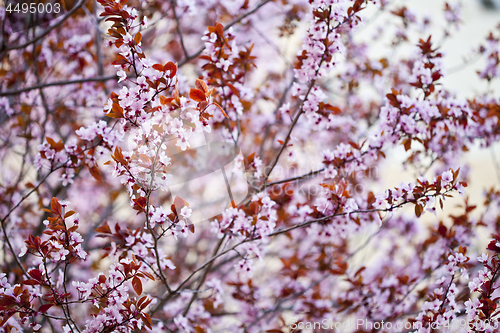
[0,75,117,96]
[171,0,189,59]
[178,0,273,67]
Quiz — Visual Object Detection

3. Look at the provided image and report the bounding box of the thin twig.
[0,75,117,96]
[178,0,273,67]
[181,235,226,316]
[171,0,189,59]
[259,77,295,156]
[261,6,342,186]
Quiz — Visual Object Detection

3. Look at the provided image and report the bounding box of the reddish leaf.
[88,166,102,182]
[134,32,142,44]
[174,196,186,209]
[438,223,447,237]
[160,95,168,105]
[386,92,400,108]
[106,111,124,119]
[133,197,147,213]
[249,201,260,214]
[95,221,112,234]
[414,203,423,217]
[143,313,153,329]
[38,303,53,313]
[149,106,162,114]
[189,88,206,102]
[28,269,42,281]
[111,54,129,66]
[98,274,107,284]
[107,102,124,119]
[112,102,124,115]
[46,137,65,151]
[354,267,366,277]
[107,28,122,38]
[113,146,125,164]
[195,79,209,94]
[226,83,240,97]
[215,22,224,37]
[23,279,40,285]
[141,271,155,281]
[152,64,164,71]
[367,191,375,207]
[403,139,411,151]
[324,104,341,114]
[164,61,177,77]
[45,136,56,146]
[132,276,143,295]
[212,103,229,118]
[137,296,148,308]
[50,197,61,215]
[246,152,255,168]
[64,210,75,218]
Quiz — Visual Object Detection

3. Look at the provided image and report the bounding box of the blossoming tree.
[1,0,500,332]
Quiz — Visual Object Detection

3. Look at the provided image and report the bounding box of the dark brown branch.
[0,75,117,96]
[265,167,325,188]
[225,0,273,30]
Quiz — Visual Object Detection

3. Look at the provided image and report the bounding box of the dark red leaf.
[95,221,112,234]
[132,276,143,295]
[23,279,40,285]
[88,166,102,182]
[164,62,177,78]
[50,197,61,215]
[142,313,153,329]
[189,89,206,102]
[38,303,53,313]
[28,269,42,281]
[152,64,164,71]
[415,204,423,217]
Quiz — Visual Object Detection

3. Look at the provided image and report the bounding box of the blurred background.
[371,0,500,220]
